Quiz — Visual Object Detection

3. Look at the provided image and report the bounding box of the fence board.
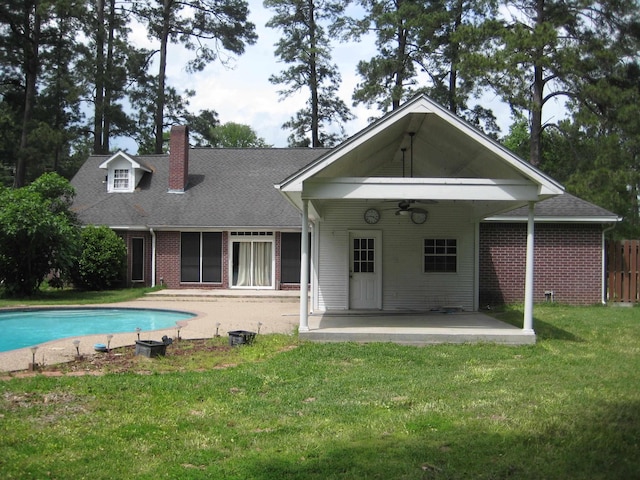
[607,240,640,302]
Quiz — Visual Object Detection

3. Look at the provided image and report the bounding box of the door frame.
[348,230,383,310]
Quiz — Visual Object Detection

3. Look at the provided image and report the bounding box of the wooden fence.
[607,240,640,302]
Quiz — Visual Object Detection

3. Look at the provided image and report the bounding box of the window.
[131,238,144,282]
[181,232,222,283]
[113,169,129,190]
[231,232,274,287]
[353,238,375,273]
[424,239,457,273]
[281,232,311,284]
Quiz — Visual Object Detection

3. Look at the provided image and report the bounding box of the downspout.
[150,227,156,288]
[601,223,616,304]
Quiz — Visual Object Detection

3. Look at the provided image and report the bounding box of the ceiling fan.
[386,199,434,215]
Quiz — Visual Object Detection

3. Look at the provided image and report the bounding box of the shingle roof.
[486,192,620,222]
[71,147,618,229]
[71,148,330,228]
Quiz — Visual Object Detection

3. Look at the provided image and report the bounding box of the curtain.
[253,242,272,286]
[235,243,250,286]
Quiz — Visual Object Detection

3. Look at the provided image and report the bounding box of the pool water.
[0,308,196,352]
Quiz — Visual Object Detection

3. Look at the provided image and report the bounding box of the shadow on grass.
[237,400,640,480]
[491,310,583,342]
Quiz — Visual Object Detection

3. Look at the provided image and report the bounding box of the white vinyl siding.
[315,201,475,312]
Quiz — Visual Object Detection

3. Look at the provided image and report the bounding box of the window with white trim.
[113,169,130,190]
[424,239,457,273]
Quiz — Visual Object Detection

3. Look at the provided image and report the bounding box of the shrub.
[70,225,126,290]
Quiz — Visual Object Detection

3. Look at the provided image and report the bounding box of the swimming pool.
[0,308,196,352]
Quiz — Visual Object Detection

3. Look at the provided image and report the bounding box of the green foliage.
[212,122,271,148]
[69,225,127,291]
[265,0,353,147]
[0,173,80,297]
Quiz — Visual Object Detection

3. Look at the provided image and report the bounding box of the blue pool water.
[0,308,196,352]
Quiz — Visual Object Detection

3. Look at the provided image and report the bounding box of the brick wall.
[156,231,181,287]
[479,223,603,305]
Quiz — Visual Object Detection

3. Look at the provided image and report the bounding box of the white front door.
[349,231,382,309]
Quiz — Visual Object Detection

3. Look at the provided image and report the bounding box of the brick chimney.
[168,125,189,192]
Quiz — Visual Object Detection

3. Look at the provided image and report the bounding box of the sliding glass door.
[231,233,274,288]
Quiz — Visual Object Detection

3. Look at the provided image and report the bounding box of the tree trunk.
[448,0,463,114]
[155,0,172,154]
[93,0,105,154]
[393,2,407,110]
[308,0,320,147]
[103,0,116,153]
[14,0,41,188]
[529,0,545,167]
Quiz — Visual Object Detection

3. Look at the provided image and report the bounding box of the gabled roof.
[98,151,151,172]
[276,94,564,220]
[71,148,329,229]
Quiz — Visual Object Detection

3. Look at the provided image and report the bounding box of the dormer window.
[99,151,151,193]
[113,169,130,190]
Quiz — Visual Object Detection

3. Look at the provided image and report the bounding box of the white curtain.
[234,241,272,287]
[235,243,251,286]
[253,242,272,286]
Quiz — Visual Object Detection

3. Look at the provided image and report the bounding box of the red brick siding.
[168,126,189,191]
[479,223,603,305]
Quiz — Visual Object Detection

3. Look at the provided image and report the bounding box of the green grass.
[0,286,159,307]
[1,304,639,479]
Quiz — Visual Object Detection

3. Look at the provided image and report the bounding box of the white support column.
[523,201,535,332]
[299,199,310,332]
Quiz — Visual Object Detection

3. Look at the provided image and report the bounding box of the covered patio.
[301,311,535,345]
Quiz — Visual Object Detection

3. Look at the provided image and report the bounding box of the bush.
[70,225,126,290]
[0,173,80,296]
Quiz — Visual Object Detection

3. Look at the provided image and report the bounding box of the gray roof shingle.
[71,148,618,228]
[71,148,330,228]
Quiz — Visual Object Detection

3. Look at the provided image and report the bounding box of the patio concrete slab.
[301,311,535,345]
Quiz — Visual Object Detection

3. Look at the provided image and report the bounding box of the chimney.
[168,125,189,193]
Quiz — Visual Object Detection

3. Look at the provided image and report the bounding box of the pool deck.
[0,292,300,373]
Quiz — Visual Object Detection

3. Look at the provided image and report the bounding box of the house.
[70,95,619,342]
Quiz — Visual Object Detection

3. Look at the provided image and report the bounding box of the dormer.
[99,151,151,193]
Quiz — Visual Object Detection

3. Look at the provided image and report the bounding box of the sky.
[119,0,562,153]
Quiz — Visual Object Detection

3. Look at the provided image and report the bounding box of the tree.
[0,173,80,296]
[69,225,127,290]
[348,0,500,135]
[266,0,353,147]
[469,0,640,166]
[81,0,147,154]
[212,122,271,148]
[133,0,257,153]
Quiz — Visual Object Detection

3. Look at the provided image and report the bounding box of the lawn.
[1,304,639,479]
